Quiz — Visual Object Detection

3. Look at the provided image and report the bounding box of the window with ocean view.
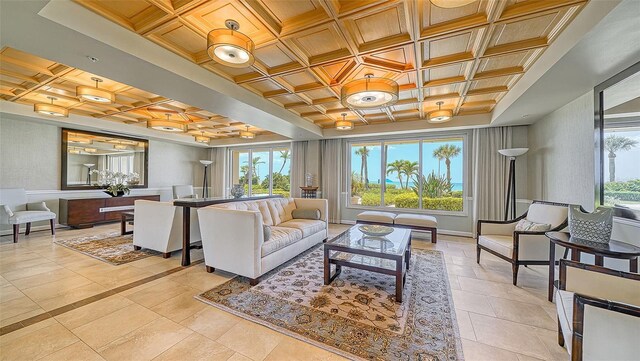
[229,146,291,197]
[348,136,464,213]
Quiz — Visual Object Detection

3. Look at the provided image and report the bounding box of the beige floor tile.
[98,317,192,361]
[469,313,551,360]
[227,353,253,361]
[0,284,25,303]
[1,261,63,281]
[0,295,44,322]
[447,264,479,278]
[151,291,207,323]
[126,278,194,308]
[79,264,154,288]
[217,320,284,361]
[488,297,556,331]
[461,339,520,361]
[458,277,546,306]
[38,341,106,361]
[21,274,95,302]
[0,323,78,361]
[0,318,58,347]
[168,268,233,292]
[534,327,571,361]
[72,303,161,349]
[0,307,46,327]
[9,267,79,290]
[180,307,241,341]
[153,333,235,361]
[264,337,347,361]
[55,295,133,329]
[454,308,476,341]
[452,290,496,317]
[516,354,546,361]
[38,282,108,311]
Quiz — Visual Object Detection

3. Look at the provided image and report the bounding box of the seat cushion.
[9,211,56,224]
[556,289,574,355]
[262,226,303,257]
[394,214,437,228]
[268,198,297,225]
[527,203,568,229]
[279,219,325,238]
[212,201,274,226]
[356,211,395,224]
[478,235,513,258]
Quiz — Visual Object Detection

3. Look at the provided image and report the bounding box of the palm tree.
[433,149,444,176]
[277,149,290,174]
[433,144,461,185]
[401,160,419,189]
[386,160,405,189]
[355,146,370,189]
[605,135,638,182]
[251,157,265,180]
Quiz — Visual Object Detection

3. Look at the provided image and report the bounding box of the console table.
[59,195,160,228]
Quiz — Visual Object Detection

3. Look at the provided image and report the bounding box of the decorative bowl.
[358,225,394,237]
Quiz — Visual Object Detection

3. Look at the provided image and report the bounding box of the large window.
[348,136,465,213]
[229,146,291,197]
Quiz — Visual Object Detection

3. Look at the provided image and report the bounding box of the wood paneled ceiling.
[75,0,586,129]
[0,47,272,140]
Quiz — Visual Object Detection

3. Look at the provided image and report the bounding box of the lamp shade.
[341,74,398,109]
[195,135,210,144]
[207,20,255,68]
[430,0,477,8]
[239,126,255,139]
[76,85,115,103]
[199,160,213,166]
[498,148,529,157]
[34,103,69,117]
[147,120,186,132]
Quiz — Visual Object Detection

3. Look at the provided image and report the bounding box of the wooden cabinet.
[59,195,160,228]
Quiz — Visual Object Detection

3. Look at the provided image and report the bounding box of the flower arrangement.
[91,170,139,196]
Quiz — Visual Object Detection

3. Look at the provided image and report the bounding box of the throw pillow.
[515,219,551,232]
[292,208,321,220]
[263,225,271,242]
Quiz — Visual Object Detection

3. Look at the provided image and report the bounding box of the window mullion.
[381,141,385,207]
[419,139,423,210]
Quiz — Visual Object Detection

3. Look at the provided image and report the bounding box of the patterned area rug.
[55,233,159,265]
[197,245,463,360]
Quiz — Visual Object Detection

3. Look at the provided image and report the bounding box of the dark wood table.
[324,225,411,303]
[546,231,640,301]
[120,212,134,235]
[173,195,283,266]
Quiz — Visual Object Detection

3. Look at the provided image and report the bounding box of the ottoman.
[356,211,396,225]
[394,214,438,243]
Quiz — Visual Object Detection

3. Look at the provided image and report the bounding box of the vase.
[230,184,244,199]
[103,190,125,197]
[568,205,613,244]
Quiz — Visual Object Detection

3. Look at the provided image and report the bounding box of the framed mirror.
[595,61,640,221]
[61,129,149,190]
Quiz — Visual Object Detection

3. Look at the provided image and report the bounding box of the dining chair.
[0,188,56,243]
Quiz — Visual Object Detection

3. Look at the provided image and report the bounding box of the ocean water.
[383,181,463,191]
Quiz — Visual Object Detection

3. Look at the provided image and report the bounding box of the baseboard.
[337,220,473,239]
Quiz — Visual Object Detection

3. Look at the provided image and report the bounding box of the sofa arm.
[477,220,517,236]
[197,207,264,278]
[1,205,14,219]
[294,198,328,223]
[27,202,50,212]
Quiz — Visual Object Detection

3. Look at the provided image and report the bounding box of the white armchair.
[556,259,640,360]
[172,185,195,199]
[0,188,56,243]
[133,200,201,258]
[476,200,569,285]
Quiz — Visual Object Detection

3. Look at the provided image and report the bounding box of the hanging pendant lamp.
[239,125,255,139]
[34,96,69,117]
[428,101,452,123]
[76,77,115,103]
[207,19,255,68]
[335,113,353,130]
[430,0,476,9]
[147,114,187,132]
[195,131,210,144]
[341,73,398,109]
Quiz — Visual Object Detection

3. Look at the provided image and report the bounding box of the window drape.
[210,147,227,197]
[290,141,307,198]
[320,139,342,223]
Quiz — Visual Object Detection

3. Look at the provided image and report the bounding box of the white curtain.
[472,127,512,229]
[321,139,342,223]
[290,141,307,198]
[210,147,227,197]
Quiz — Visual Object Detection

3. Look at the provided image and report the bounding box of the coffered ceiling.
[0,47,272,141]
[75,0,586,129]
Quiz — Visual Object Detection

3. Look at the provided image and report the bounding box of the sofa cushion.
[8,211,56,224]
[279,219,325,238]
[292,208,321,220]
[394,214,437,228]
[556,289,574,355]
[478,235,513,258]
[356,211,395,224]
[268,198,297,225]
[262,226,303,257]
[212,201,273,226]
[527,203,567,229]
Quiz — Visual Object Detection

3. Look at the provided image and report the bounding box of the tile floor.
[0,223,569,361]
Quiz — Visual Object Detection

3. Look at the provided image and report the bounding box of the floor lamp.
[83,164,95,185]
[200,160,213,198]
[498,148,528,220]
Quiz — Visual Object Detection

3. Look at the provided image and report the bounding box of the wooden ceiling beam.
[422,52,474,69]
[465,86,508,96]
[0,55,54,76]
[473,66,524,80]
[423,75,466,88]
[482,38,548,58]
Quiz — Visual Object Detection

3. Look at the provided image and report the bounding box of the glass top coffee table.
[323,225,411,302]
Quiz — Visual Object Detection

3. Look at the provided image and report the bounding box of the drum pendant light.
[428,101,452,123]
[207,19,255,68]
[335,113,353,130]
[34,96,68,117]
[76,77,115,103]
[341,73,398,109]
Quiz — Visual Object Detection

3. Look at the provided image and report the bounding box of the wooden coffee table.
[324,225,411,302]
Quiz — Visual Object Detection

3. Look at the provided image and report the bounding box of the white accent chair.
[132,200,201,258]
[198,197,328,285]
[172,185,195,199]
[556,259,640,360]
[0,188,56,243]
[476,200,569,285]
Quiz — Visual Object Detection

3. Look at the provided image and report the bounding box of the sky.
[604,128,640,182]
[236,149,290,181]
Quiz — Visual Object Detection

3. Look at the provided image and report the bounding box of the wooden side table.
[545,231,640,301]
[120,212,135,235]
[300,187,318,198]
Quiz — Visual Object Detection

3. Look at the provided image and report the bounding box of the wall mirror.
[595,61,640,221]
[61,129,149,190]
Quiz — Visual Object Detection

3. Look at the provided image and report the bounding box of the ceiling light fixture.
[207,19,255,68]
[195,131,210,144]
[34,96,69,117]
[428,101,452,123]
[68,149,81,154]
[147,114,187,132]
[114,144,128,150]
[239,125,255,139]
[336,113,354,131]
[76,77,115,103]
[430,0,477,9]
[341,73,398,109]
[84,147,97,153]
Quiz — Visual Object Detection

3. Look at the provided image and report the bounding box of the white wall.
[0,113,209,233]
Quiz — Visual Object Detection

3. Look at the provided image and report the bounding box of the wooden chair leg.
[249,278,259,286]
[558,318,565,347]
[206,266,215,273]
[476,246,481,264]
[25,222,31,235]
[50,219,55,235]
[12,224,19,243]
[133,245,142,251]
[512,263,519,285]
[162,252,171,259]
[431,228,437,243]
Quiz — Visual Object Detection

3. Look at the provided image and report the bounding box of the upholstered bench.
[356,211,438,243]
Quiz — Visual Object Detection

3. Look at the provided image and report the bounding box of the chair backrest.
[173,185,194,199]
[526,200,568,229]
[0,188,27,225]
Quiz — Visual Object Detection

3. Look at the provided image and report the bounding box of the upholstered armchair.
[132,200,201,258]
[556,259,640,361]
[0,188,56,243]
[172,185,195,199]
[476,200,569,285]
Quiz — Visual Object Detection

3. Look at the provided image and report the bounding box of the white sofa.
[133,200,201,258]
[198,197,328,284]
